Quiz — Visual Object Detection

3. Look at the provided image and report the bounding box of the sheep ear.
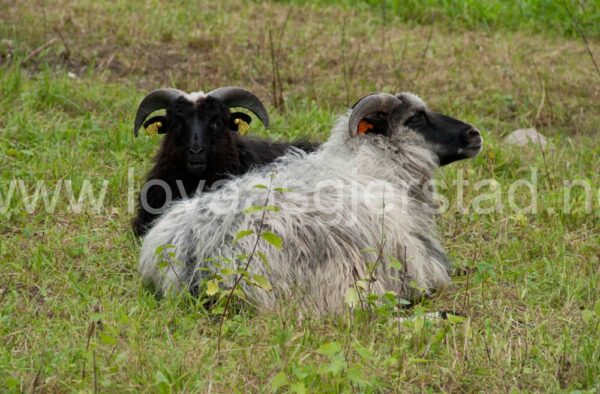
[142,116,168,135]
[349,92,399,137]
[356,114,390,136]
[229,112,252,131]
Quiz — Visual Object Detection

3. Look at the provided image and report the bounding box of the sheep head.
[133,87,270,174]
[348,92,483,165]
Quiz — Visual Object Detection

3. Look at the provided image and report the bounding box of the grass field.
[1,0,599,392]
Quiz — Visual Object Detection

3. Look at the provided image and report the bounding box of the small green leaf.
[234,254,247,262]
[75,235,89,244]
[233,229,254,244]
[99,332,118,346]
[244,205,280,214]
[389,256,403,270]
[291,364,314,380]
[156,371,171,394]
[157,260,169,270]
[206,279,219,296]
[270,371,288,390]
[290,382,307,394]
[154,244,175,255]
[317,341,342,356]
[261,231,283,250]
[115,351,129,365]
[319,354,346,375]
[156,370,169,384]
[252,274,272,291]
[382,291,397,303]
[446,314,466,324]
[244,205,264,214]
[232,287,246,299]
[5,376,20,389]
[211,306,224,315]
[257,251,270,270]
[88,311,103,323]
[352,342,374,360]
[413,317,424,333]
[384,356,398,367]
[157,381,170,394]
[274,187,292,193]
[582,309,594,323]
[347,366,369,385]
[366,294,378,303]
[117,312,130,325]
[344,287,360,308]
[221,267,234,276]
[253,184,268,189]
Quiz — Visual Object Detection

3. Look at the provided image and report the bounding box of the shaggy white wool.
[139,95,451,315]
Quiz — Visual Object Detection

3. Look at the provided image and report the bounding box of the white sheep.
[139,92,483,315]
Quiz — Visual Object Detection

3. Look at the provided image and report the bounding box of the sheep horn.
[208,87,270,129]
[133,88,186,137]
[348,93,400,137]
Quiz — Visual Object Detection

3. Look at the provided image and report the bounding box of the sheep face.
[133,87,270,176]
[154,96,243,175]
[350,92,483,165]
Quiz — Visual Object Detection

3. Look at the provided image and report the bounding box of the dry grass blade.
[22,37,57,64]
[562,0,600,79]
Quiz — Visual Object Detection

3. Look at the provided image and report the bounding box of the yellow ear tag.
[145,121,161,137]
[234,118,250,136]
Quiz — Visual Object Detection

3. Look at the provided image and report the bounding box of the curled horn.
[348,93,400,137]
[208,87,270,128]
[133,88,186,137]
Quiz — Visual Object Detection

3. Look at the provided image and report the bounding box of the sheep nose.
[188,147,205,155]
[466,127,482,144]
[466,128,481,139]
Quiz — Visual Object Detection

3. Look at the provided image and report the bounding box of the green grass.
[280,0,600,38]
[1,0,599,392]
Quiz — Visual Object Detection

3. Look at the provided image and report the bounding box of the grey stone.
[504,128,548,148]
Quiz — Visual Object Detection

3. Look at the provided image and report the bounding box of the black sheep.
[132,87,317,237]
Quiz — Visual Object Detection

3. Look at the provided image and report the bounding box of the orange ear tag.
[357,120,374,135]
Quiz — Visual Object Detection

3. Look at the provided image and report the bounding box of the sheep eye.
[170,105,186,118]
[405,111,425,126]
